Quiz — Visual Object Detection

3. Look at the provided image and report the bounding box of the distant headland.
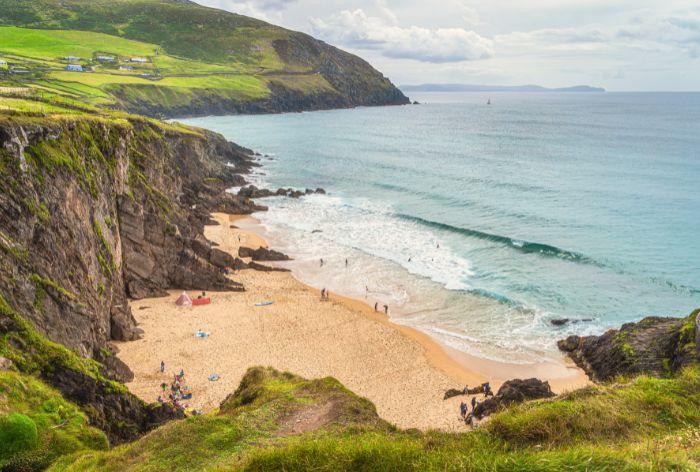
[400,84,606,93]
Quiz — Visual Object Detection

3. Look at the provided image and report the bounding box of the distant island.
[400,84,605,93]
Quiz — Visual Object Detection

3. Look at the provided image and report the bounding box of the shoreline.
[117,212,587,431]
[234,214,590,394]
[227,213,483,389]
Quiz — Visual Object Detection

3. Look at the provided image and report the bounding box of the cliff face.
[0,116,260,369]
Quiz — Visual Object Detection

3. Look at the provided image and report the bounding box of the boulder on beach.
[238,246,291,261]
[472,378,554,419]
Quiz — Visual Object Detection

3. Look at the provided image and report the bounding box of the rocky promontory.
[558,309,700,381]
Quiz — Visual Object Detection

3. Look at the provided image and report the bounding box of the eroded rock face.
[558,310,700,381]
[472,378,554,420]
[0,118,257,364]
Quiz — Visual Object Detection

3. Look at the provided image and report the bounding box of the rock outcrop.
[238,185,325,199]
[558,309,700,381]
[443,383,491,400]
[238,246,291,262]
[472,378,555,420]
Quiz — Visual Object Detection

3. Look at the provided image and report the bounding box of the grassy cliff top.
[0,0,407,116]
[43,364,700,471]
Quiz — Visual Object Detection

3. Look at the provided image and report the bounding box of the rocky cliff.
[0,115,261,371]
[558,309,700,381]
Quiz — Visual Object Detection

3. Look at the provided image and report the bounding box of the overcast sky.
[197,0,700,91]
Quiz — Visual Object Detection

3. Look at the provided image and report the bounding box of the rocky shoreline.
[558,309,700,381]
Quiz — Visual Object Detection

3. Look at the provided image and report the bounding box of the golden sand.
[117,213,587,431]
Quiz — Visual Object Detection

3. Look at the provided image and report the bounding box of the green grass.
[0,26,156,60]
[0,96,80,114]
[0,372,108,470]
[44,365,700,471]
[0,292,125,393]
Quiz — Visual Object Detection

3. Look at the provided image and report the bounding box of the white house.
[119,65,134,71]
[66,64,83,72]
[63,56,81,62]
[96,55,115,61]
[0,60,7,65]
[129,57,148,63]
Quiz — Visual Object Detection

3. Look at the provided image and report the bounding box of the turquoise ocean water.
[182,92,700,364]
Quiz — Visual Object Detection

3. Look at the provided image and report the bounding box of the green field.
[0,26,278,108]
[0,26,156,60]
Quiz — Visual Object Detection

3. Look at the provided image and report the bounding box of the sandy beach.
[117,213,588,431]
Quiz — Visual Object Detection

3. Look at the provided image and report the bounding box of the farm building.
[63,56,81,62]
[66,64,83,72]
[0,60,7,65]
[129,57,148,63]
[96,55,115,61]
[119,65,134,71]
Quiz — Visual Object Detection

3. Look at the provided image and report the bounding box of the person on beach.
[365,285,369,298]
[436,243,440,249]
[384,305,388,315]
[160,361,165,373]
[471,396,477,411]
[345,258,348,267]
[463,385,469,395]
[320,258,324,267]
[484,382,492,398]
[408,257,412,262]
[374,302,378,311]
[460,401,468,419]
[321,288,326,300]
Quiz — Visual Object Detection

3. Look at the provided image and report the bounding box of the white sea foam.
[242,192,574,364]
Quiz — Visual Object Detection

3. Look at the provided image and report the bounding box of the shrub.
[0,413,39,463]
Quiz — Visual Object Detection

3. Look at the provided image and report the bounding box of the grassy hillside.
[44,366,700,471]
[0,372,108,471]
[0,0,408,117]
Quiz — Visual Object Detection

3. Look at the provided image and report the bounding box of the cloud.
[495,8,700,56]
[309,9,493,63]
[197,0,296,22]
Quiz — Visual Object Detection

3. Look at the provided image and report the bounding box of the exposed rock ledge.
[558,309,700,381]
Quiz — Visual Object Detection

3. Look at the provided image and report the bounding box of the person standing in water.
[320,258,324,267]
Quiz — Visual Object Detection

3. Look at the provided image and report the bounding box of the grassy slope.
[0,372,108,470]
[0,0,405,115]
[47,366,700,471]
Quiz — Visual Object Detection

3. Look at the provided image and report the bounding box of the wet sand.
[117,213,587,431]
